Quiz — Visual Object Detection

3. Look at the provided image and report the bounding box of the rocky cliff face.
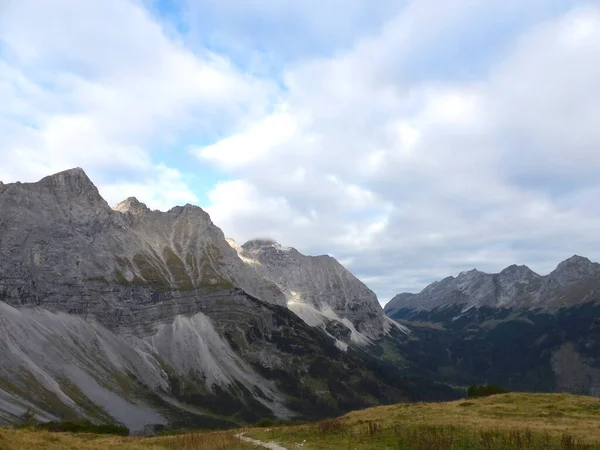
[385,256,600,398]
[228,239,402,347]
[0,168,420,430]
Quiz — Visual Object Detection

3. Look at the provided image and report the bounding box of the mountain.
[228,238,403,350]
[386,256,600,316]
[384,257,600,397]
[0,168,445,431]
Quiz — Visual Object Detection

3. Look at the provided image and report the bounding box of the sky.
[1,0,600,304]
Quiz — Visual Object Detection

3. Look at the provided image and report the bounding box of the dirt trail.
[235,432,289,450]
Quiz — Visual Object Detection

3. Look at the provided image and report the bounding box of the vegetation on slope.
[248,393,600,449]
[388,303,600,395]
[26,419,128,436]
[467,384,510,398]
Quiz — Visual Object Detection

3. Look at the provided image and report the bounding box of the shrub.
[255,418,275,428]
[35,420,129,436]
[467,384,510,398]
[316,418,347,434]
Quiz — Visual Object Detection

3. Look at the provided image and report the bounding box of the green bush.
[255,418,276,428]
[467,384,510,398]
[35,420,129,436]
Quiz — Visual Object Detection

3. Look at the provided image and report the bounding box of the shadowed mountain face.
[384,258,600,397]
[0,168,449,431]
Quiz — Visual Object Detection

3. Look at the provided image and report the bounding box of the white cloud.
[393,122,421,155]
[177,0,404,65]
[206,180,297,242]
[198,3,600,303]
[3,0,599,306]
[100,164,198,211]
[195,107,299,169]
[0,0,274,208]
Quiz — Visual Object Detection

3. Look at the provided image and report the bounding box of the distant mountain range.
[0,168,450,432]
[385,257,600,397]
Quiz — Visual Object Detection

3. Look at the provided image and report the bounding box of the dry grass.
[0,428,256,450]
[248,393,600,449]
[342,392,600,440]
[5,393,600,449]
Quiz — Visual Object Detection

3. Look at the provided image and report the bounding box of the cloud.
[198,3,600,302]
[194,107,299,169]
[0,0,274,209]
[100,164,198,211]
[173,0,405,69]
[3,0,598,306]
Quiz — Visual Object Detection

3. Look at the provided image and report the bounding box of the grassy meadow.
[0,428,256,450]
[3,393,600,449]
[249,393,600,449]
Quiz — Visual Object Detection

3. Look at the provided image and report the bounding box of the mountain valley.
[385,256,600,397]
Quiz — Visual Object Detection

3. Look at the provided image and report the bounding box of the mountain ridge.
[385,255,600,316]
[384,255,600,398]
[0,168,422,430]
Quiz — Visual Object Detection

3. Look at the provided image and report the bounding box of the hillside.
[249,393,600,449]
[385,257,600,397]
[3,393,600,449]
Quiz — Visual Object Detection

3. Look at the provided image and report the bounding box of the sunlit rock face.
[0,168,409,430]
[229,238,406,345]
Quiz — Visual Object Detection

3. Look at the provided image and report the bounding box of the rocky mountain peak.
[501,264,532,274]
[167,203,210,218]
[498,264,539,282]
[549,255,598,286]
[455,269,488,284]
[554,255,593,272]
[232,237,399,343]
[457,268,482,276]
[244,238,278,247]
[114,197,150,215]
[242,239,296,261]
[39,167,96,193]
[0,167,109,212]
